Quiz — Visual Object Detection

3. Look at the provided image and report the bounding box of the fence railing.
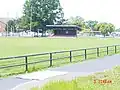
[0,45,120,72]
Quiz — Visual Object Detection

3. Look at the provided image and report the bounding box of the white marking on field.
[16,70,68,80]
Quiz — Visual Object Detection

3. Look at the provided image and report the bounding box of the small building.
[111,32,120,37]
[0,18,12,32]
[0,21,6,32]
[46,25,81,37]
[81,31,102,36]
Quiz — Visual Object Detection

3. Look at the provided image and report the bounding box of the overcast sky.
[0,0,120,28]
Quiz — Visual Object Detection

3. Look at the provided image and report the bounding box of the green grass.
[0,37,120,77]
[1,37,120,57]
[32,66,120,90]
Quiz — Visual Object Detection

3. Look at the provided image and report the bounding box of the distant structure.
[0,18,12,32]
[46,25,81,37]
[80,31,102,36]
[111,32,120,37]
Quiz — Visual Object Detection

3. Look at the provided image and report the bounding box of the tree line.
[63,16,115,36]
[6,0,116,36]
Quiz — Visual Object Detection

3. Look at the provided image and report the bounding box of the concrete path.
[0,54,120,90]
[0,77,29,90]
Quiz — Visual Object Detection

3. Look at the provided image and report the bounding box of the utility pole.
[15,12,17,32]
[29,0,32,32]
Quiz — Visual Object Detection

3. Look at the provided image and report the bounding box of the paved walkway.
[0,54,120,90]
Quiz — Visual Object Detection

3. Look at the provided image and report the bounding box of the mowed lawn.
[0,37,120,57]
[0,37,120,77]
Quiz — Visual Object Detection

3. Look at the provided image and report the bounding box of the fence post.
[70,51,72,62]
[50,53,53,67]
[84,49,87,60]
[25,56,28,72]
[115,45,117,53]
[97,48,99,57]
[107,47,109,55]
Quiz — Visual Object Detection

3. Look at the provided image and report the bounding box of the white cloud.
[0,0,120,28]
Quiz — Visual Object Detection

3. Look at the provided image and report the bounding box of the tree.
[85,20,98,31]
[6,20,17,32]
[66,16,86,30]
[21,0,64,31]
[17,16,30,30]
[116,28,120,32]
[108,23,115,33]
[94,23,115,37]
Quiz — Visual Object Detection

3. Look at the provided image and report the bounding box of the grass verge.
[31,66,120,90]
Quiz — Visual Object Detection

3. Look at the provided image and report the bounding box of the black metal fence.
[0,45,120,73]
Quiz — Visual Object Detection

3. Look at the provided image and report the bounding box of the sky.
[0,0,120,28]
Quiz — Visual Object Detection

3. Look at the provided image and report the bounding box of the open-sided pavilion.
[46,25,81,37]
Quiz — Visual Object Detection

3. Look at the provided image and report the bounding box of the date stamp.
[94,79,112,84]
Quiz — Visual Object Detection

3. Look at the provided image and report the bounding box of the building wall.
[0,21,6,32]
[55,30,76,36]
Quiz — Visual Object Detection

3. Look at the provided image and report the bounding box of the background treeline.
[6,0,117,36]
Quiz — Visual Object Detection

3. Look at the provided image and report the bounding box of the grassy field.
[32,66,120,90]
[1,37,120,57]
[0,37,120,77]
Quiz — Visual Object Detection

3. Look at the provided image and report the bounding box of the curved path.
[0,54,120,90]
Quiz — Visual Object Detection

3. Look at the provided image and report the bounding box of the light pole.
[6,12,9,37]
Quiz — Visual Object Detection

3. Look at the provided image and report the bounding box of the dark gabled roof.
[46,25,81,30]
